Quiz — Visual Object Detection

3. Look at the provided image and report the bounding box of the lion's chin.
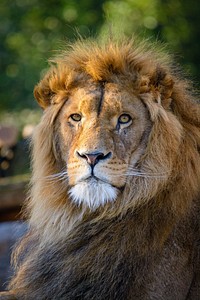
[68,179,119,210]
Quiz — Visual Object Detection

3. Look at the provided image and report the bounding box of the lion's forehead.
[63,83,141,119]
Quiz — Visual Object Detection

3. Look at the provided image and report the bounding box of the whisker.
[125,172,168,178]
[105,172,167,178]
[127,166,169,177]
[101,168,169,178]
[44,171,68,182]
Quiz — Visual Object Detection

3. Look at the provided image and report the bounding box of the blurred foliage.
[0,0,104,112]
[102,0,200,84]
[0,0,200,114]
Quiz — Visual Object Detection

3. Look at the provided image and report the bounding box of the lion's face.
[56,81,151,209]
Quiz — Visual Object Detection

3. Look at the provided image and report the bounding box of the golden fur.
[1,36,200,299]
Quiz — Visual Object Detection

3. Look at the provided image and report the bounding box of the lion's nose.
[76,151,112,167]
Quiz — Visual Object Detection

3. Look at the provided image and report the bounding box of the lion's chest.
[24,216,196,300]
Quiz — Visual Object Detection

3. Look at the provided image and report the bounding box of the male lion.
[1,37,200,300]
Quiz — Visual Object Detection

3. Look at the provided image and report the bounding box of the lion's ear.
[34,71,55,109]
[141,66,174,110]
[152,66,174,109]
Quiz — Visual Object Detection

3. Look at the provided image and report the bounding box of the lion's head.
[50,79,153,209]
[25,37,200,239]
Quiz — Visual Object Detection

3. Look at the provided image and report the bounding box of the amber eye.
[118,114,132,124]
[70,114,82,122]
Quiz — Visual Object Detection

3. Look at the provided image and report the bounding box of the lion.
[0,36,200,300]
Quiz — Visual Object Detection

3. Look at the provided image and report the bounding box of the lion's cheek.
[94,164,127,188]
[67,162,90,185]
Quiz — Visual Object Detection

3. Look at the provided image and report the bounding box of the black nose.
[77,151,112,167]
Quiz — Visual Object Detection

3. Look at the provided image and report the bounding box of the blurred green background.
[0,0,200,175]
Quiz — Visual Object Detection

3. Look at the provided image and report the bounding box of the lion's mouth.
[78,175,110,185]
[77,175,125,191]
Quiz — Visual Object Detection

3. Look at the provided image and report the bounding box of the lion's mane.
[4,37,200,299]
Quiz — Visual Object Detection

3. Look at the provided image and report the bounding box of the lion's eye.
[70,114,82,122]
[118,114,132,124]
